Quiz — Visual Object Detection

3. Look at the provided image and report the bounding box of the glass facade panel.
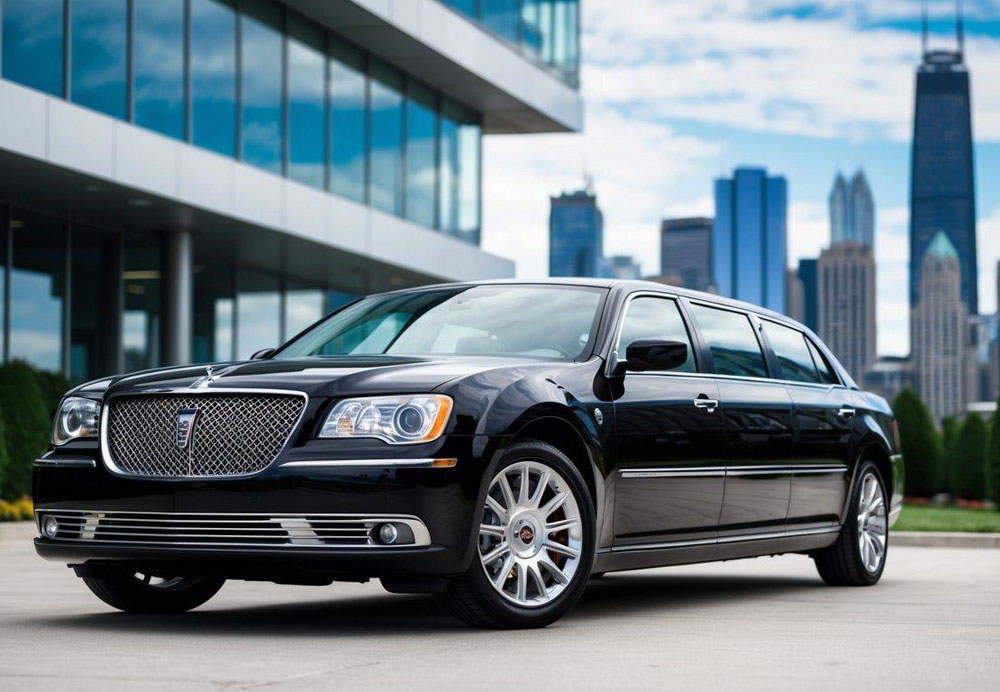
[9,213,65,372]
[70,227,117,382]
[287,15,326,188]
[284,283,325,340]
[405,82,438,229]
[237,269,280,358]
[70,0,128,119]
[133,0,185,140]
[123,237,161,373]
[2,0,65,96]
[439,100,481,243]
[191,0,237,157]
[369,61,403,216]
[482,0,519,42]
[328,39,367,203]
[193,258,235,363]
[240,0,283,174]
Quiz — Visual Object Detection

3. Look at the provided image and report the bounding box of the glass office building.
[909,22,977,314]
[549,189,607,278]
[0,0,583,381]
[713,167,788,314]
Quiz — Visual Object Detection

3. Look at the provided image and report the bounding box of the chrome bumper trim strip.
[280,458,455,469]
[620,464,848,479]
[33,457,97,468]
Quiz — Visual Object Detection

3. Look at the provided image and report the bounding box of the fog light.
[41,515,59,539]
[378,523,399,545]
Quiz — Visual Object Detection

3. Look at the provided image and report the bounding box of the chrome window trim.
[609,525,840,553]
[280,458,455,469]
[99,387,310,480]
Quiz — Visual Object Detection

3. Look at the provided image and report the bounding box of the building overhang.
[284,0,583,134]
[0,80,514,289]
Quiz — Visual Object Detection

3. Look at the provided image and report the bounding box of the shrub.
[33,369,72,419]
[988,402,1000,501]
[0,496,33,521]
[940,415,961,495]
[0,361,52,500]
[892,388,942,497]
[951,413,988,500]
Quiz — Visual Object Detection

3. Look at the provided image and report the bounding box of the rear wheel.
[82,564,225,613]
[813,461,888,586]
[437,441,595,628]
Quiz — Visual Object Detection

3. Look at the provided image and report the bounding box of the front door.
[612,295,726,547]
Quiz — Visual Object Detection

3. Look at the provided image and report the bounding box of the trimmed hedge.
[893,388,943,497]
[0,361,57,501]
[952,413,988,501]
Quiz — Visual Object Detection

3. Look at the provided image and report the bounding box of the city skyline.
[482,0,1000,358]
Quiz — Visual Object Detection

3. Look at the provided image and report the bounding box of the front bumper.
[33,434,503,580]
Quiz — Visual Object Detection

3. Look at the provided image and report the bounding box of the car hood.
[78,355,555,399]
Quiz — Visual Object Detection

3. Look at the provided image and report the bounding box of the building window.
[439,99,481,243]
[1,0,65,97]
[287,14,326,189]
[368,60,403,216]
[328,38,367,204]
[71,227,118,381]
[193,256,235,363]
[239,0,284,174]
[70,0,128,119]
[190,0,237,157]
[236,269,280,359]
[132,0,185,140]
[405,81,438,229]
[123,237,161,373]
[482,0,520,43]
[9,212,65,372]
[284,281,325,341]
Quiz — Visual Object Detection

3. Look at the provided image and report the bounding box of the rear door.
[687,303,794,538]
[760,320,853,531]
[612,294,726,547]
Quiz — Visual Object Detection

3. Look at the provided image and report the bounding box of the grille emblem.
[176,409,199,449]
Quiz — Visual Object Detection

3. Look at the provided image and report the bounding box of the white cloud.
[977,205,1000,314]
[873,205,910,356]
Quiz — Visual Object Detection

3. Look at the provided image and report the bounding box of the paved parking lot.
[1,535,997,691]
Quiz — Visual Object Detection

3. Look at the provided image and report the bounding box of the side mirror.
[250,347,275,360]
[624,339,688,372]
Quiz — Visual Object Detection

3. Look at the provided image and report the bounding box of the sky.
[479,0,1000,357]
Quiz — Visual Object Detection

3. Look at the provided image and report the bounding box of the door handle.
[837,407,856,419]
[693,397,719,414]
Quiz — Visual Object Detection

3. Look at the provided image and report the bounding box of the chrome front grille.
[105,392,306,478]
[37,510,431,548]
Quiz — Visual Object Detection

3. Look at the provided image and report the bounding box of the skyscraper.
[817,243,877,381]
[909,6,977,313]
[661,217,712,291]
[796,258,819,332]
[829,171,875,247]
[549,189,605,278]
[912,232,968,421]
[609,255,642,280]
[713,167,787,313]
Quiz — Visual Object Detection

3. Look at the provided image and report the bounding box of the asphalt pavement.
[1,536,997,691]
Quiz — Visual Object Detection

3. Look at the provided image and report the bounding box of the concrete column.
[161,229,193,366]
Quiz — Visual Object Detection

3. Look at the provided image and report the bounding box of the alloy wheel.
[478,461,584,608]
[856,471,887,573]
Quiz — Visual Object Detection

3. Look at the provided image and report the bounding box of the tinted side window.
[762,320,821,384]
[616,296,695,372]
[690,304,768,378]
[806,339,840,385]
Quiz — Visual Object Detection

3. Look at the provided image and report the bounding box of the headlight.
[320,395,453,444]
[52,397,101,445]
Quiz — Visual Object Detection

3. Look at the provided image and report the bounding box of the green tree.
[892,388,942,497]
[0,361,51,499]
[940,415,961,495]
[951,413,988,500]
[987,401,1000,501]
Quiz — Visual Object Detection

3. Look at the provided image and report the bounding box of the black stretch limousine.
[34,280,903,628]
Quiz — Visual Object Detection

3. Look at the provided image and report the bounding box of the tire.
[437,440,596,629]
[82,564,225,613]
[813,461,889,586]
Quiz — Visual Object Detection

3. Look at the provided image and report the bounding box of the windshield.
[274,285,606,361]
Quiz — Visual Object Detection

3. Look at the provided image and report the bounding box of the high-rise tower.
[909,1,977,313]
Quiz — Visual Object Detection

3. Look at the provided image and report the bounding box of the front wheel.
[813,461,888,586]
[82,565,225,613]
[437,441,595,628]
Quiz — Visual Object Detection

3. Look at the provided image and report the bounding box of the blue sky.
[480,0,1000,357]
